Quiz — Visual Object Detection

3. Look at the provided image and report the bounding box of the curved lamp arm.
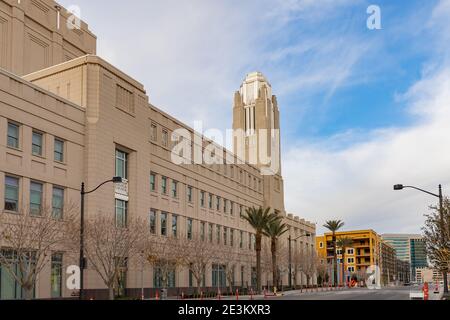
[83,177,123,195]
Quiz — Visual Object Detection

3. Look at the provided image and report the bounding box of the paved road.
[275,286,443,300]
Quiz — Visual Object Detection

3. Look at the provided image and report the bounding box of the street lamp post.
[393,183,448,294]
[288,233,311,289]
[79,176,124,300]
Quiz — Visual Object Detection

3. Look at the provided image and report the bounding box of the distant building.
[381,234,428,280]
[396,259,411,284]
[316,230,381,284]
[380,241,396,285]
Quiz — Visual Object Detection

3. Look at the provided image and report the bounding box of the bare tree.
[68,213,148,300]
[219,247,239,294]
[0,205,77,299]
[316,258,328,286]
[147,236,185,291]
[291,247,302,288]
[182,237,214,294]
[260,242,272,288]
[423,197,450,277]
[302,246,317,287]
[276,243,289,289]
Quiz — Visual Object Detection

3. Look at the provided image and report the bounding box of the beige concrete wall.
[0,0,96,76]
[0,67,85,298]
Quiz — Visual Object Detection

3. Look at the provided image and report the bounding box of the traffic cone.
[155,290,159,300]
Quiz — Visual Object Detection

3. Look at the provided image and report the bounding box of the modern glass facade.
[382,234,428,280]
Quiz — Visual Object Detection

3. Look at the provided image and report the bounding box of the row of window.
[150,172,250,217]
[7,122,65,162]
[149,209,256,249]
[4,175,65,219]
[149,122,262,192]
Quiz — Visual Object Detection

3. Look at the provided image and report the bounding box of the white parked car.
[409,290,424,300]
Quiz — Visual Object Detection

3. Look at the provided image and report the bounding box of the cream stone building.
[0,0,315,299]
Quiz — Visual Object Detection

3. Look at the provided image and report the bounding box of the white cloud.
[284,56,450,235]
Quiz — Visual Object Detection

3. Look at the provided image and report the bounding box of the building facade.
[316,230,413,286]
[316,230,381,284]
[380,241,396,285]
[0,0,315,299]
[382,234,428,281]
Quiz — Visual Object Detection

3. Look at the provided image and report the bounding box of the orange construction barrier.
[423,283,429,301]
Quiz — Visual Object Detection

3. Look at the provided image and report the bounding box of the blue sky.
[58,0,450,235]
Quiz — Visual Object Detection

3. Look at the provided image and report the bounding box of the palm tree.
[323,220,345,286]
[264,217,288,291]
[336,237,353,287]
[243,207,278,293]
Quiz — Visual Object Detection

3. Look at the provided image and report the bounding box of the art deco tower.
[233,72,285,215]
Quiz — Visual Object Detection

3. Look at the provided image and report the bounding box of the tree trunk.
[332,233,337,286]
[22,286,34,300]
[271,237,277,291]
[256,233,262,294]
[109,287,115,300]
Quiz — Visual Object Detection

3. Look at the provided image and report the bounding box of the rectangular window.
[161,212,167,236]
[151,123,157,142]
[240,205,244,218]
[7,122,19,149]
[223,199,227,214]
[223,227,228,246]
[161,177,167,194]
[150,173,156,192]
[241,266,245,286]
[208,224,213,243]
[171,180,178,198]
[348,258,355,264]
[115,199,128,228]
[216,225,221,244]
[187,218,193,240]
[51,253,63,298]
[32,131,43,156]
[4,176,19,212]
[30,181,43,215]
[230,202,234,216]
[172,215,178,237]
[115,149,128,179]
[54,138,64,162]
[216,196,221,211]
[347,248,354,255]
[230,229,234,247]
[149,209,156,234]
[52,187,64,219]
[154,265,175,288]
[212,264,226,288]
[208,194,213,209]
[162,129,168,147]
[200,222,205,241]
[200,191,205,207]
[240,231,243,249]
[187,186,193,202]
